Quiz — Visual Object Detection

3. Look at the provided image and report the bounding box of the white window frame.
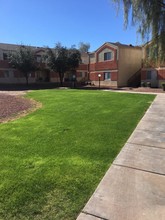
[104,72,111,80]
[104,52,112,61]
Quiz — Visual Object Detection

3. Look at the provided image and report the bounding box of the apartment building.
[141,37,165,87]
[0,43,89,84]
[0,42,143,87]
[89,42,142,87]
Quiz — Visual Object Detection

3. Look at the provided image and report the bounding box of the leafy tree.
[9,46,37,85]
[47,44,68,86]
[47,44,81,86]
[112,0,165,61]
[67,48,81,73]
[78,42,90,53]
[113,0,165,37]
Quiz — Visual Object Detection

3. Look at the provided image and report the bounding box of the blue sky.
[0,0,142,51]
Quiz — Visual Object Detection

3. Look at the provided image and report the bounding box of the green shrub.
[161,82,165,91]
[141,81,146,87]
[146,82,151,87]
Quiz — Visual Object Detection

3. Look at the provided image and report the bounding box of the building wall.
[118,46,142,87]
[90,70,118,87]
[89,53,96,63]
[0,69,36,84]
[98,48,115,62]
[0,49,3,60]
[0,42,150,88]
[141,39,165,88]
[48,71,59,83]
[158,68,165,80]
[80,52,89,64]
[0,44,46,84]
[76,71,88,82]
[89,43,118,87]
[141,68,165,87]
[0,43,89,84]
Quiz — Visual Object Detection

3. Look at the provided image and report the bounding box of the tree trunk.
[25,74,29,86]
[59,72,63,86]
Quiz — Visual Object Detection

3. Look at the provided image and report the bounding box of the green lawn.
[0,90,155,220]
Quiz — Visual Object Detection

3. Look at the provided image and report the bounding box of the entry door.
[151,70,158,87]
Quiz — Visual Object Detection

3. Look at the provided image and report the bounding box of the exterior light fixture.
[72,74,76,88]
[98,74,101,89]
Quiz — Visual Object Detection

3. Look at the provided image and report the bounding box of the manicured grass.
[0,90,155,220]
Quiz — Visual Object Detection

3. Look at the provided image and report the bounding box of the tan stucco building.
[89,42,142,87]
[0,42,143,87]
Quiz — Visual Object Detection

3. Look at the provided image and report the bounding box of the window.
[36,55,42,62]
[104,52,112,61]
[146,71,151,80]
[3,53,8,60]
[90,53,95,58]
[4,70,13,78]
[4,70,9,77]
[79,72,83,77]
[104,72,111,80]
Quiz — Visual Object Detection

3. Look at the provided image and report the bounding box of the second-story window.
[36,55,42,62]
[3,53,8,60]
[104,52,112,61]
[90,53,95,58]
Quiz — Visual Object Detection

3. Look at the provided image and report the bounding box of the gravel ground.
[0,93,34,123]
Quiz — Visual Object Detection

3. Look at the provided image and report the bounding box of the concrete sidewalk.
[77,94,165,220]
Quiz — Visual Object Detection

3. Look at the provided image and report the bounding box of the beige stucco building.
[89,42,142,87]
[0,42,143,87]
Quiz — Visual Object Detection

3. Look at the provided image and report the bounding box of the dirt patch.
[124,87,165,93]
[0,94,41,123]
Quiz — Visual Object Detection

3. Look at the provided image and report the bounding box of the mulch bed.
[0,94,34,123]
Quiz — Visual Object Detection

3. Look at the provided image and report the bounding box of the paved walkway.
[77,93,165,220]
[0,90,27,96]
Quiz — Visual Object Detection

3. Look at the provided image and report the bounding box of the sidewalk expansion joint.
[126,141,165,150]
[81,211,109,220]
[113,163,165,177]
[135,128,165,133]
[145,111,164,115]
[141,119,165,123]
